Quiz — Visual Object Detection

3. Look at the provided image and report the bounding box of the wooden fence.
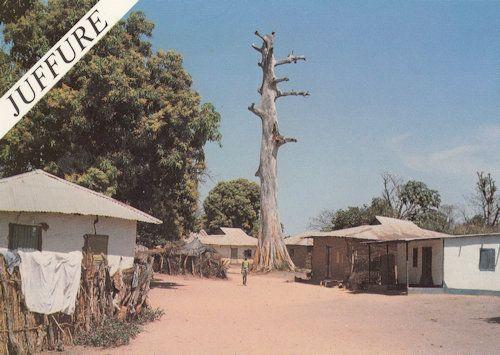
[0,253,154,353]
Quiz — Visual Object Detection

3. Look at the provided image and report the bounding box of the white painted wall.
[211,245,256,264]
[0,211,137,274]
[444,235,500,292]
[396,239,443,286]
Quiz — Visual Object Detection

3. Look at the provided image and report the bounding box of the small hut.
[306,216,450,289]
[155,237,227,278]
[189,228,257,264]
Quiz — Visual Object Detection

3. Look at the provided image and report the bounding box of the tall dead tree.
[248,31,309,271]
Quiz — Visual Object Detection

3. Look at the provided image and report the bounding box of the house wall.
[0,211,137,274]
[396,239,443,286]
[444,235,500,292]
[211,245,256,264]
[286,245,312,269]
[311,237,369,282]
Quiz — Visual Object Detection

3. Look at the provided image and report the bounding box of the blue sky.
[131,0,500,235]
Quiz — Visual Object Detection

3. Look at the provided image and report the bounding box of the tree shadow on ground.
[346,289,407,296]
[485,317,500,324]
[150,280,185,289]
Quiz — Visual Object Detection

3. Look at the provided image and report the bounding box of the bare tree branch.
[255,165,261,177]
[252,43,262,52]
[254,30,266,42]
[274,134,297,147]
[277,90,310,98]
[381,172,404,218]
[248,103,264,118]
[273,77,289,84]
[275,53,306,66]
[475,171,500,226]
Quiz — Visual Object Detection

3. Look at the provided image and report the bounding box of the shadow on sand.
[150,280,185,289]
[485,317,500,324]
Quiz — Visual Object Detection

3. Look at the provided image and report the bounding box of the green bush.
[75,307,164,348]
[132,306,165,325]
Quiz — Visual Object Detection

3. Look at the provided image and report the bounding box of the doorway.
[419,247,433,286]
[326,246,333,278]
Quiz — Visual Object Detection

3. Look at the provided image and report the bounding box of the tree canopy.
[0,0,221,246]
[310,174,451,232]
[203,179,260,236]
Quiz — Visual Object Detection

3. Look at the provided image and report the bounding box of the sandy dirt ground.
[74,267,500,355]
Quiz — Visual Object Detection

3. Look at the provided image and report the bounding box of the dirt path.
[78,267,499,354]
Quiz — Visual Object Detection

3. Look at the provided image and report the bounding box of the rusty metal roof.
[284,234,313,246]
[301,216,451,242]
[0,170,162,224]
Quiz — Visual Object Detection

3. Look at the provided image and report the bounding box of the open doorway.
[419,247,433,286]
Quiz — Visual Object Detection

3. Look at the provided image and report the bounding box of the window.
[412,248,418,267]
[9,223,42,251]
[479,248,496,271]
[230,247,238,259]
[83,234,109,262]
[244,249,252,258]
[289,248,295,257]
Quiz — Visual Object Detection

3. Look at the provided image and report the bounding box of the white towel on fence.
[17,250,83,315]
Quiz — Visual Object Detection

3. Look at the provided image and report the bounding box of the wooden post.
[405,241,409,291]
[368,244,371,284]
[441,238,444,287]
[386,244,389,284]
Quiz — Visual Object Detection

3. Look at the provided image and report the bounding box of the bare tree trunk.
[248,31,309,271]
[476,171,500,226]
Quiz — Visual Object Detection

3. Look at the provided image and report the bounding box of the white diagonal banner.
[0,0,139,139]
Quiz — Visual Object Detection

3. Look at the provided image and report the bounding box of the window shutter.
[479,248,495,271]
[9,224,42,251]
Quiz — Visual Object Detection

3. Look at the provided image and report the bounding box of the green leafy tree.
[413,206,454,233]
[0,0,35,24]
[381,173,440,219]
[311,174,445,232]
[310,198,391,231]
[203,179,260,236]
[0,0,221,246]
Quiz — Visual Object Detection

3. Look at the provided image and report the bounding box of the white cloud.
[390,124,500,177]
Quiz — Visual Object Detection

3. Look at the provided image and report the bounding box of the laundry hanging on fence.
[17,250,83,315]
[0,248,21,274]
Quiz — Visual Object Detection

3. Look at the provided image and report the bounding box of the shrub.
[132,306,165,325]
[75,307,164,348]
[75,318,140,348]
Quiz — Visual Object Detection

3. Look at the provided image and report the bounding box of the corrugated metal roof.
[0,170,162,224]
[284,234,313,246]
[190,227,258,246]
[302,216,451,242]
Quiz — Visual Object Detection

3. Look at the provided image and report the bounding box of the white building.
[371,225,500,295]
[395,238,445,287]
[443,233,500,294]
[393,233,500,295]
[0,170,162,273]
[193,228,257,264]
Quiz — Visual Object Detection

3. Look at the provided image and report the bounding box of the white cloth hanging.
[17,250,82,315]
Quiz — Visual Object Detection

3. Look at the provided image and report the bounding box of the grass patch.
[75,307,164,348]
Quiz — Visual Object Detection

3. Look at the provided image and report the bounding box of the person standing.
[241,256,250,285]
